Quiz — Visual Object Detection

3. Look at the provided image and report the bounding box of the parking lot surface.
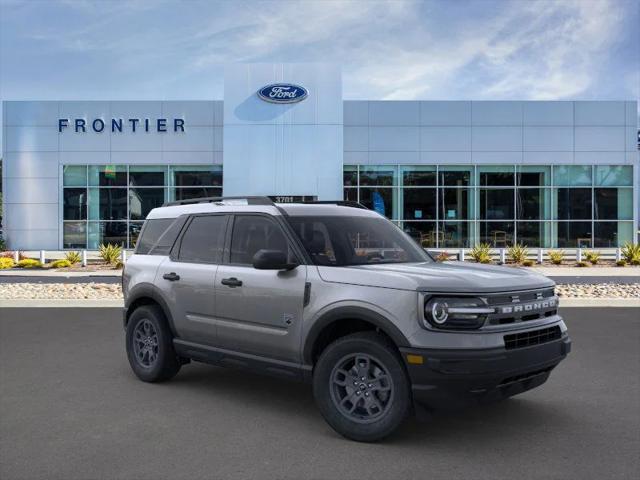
[1,307,638,480]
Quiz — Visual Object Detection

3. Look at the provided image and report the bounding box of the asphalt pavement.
[0,307,638,480]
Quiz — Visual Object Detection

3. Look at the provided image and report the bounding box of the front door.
[157,214,228,345]
[214,214,307,363]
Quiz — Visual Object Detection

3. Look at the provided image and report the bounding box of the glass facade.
[343,164,634,248]
[62,165,222,248]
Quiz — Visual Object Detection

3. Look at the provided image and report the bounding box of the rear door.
[214,214,307,362]
[156,214,228,345]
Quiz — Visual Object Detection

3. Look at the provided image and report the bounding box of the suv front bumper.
[399,333,571,410]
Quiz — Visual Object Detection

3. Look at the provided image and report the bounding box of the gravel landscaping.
[0,282,639,300]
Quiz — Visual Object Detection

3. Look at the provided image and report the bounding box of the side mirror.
[252,249,298,270]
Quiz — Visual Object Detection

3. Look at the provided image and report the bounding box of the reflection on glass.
[88,222,128,249]
[402,189,436,220]
[556,221,592,248]
[129,188,165,220]
[89,165,127,186]
[439,222,470,248]
[359,188,395,218]
[517,166,550,186]
[401,166,436,186]
[99,188,127,220]
[401,222,438,248]
[479,189,514,220]
[553,165,591,186]
[440,188,471,220]
[171,165,222,186]
[594,165,632,186]
[343,165,358,186]
[359,166,397,186]
[516,222,544,247]
[172,187,222,201]
[556,188,591,220]
[344,188,358,202]
[63,222,86,248]
[478,166,514,186]
[128,222,144,249]
[479,222,514,247]
[438,166,472,186]
[593,222,633,247]
[517,188,550,220]
[63,188,87,220]
[594,188,633,220]
[129,166,165,186]
[63,166,87,186]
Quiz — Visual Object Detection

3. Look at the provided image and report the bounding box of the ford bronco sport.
[123,196,570,442]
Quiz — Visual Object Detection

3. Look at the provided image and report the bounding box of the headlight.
[424,297,494,330]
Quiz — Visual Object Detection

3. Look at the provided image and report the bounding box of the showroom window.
[62,165,222,249]
[343,164,633,248]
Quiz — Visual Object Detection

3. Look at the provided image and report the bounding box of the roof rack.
[163,196,275,207]
[300,200,369,210]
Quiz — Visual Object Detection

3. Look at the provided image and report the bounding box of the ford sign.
[258,83,308,104]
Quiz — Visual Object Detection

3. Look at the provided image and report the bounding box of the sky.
[0,0,638,150]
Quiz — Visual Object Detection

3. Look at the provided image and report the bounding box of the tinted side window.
[148,216,187,255]
[230,215,290,265]
[136,218,174,254]
[177,215,227,263]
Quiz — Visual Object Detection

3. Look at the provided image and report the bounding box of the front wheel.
[313,332,411,442]
[126,305,181,382]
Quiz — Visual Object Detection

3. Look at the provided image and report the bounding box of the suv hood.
[317,261,554,293]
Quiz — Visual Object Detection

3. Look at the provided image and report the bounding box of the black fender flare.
[124,283,178,337]
[302,306,410,365]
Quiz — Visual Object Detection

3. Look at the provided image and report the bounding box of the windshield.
[287,215,432,266]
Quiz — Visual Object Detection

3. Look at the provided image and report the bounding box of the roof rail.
[301,200,369,210]
[163,196,275,207]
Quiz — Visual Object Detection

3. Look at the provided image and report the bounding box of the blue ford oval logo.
[257,83,308,104]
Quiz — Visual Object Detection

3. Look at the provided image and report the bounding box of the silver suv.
[123,196,570,442]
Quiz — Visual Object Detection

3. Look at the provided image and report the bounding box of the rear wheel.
[313,332,411,442]
[126,305,181,382]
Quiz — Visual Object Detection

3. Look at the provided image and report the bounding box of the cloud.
[0,0,637,102]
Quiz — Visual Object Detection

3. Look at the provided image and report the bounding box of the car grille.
[503,326,562,350]
[485,288,557,326]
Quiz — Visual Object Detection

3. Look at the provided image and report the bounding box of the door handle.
[162,272,180,281]
[221,277,243,288]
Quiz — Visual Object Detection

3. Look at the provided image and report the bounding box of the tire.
[313,331,411,442]
[126,304,181,382]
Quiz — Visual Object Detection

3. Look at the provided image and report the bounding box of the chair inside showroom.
[492,230,507,247]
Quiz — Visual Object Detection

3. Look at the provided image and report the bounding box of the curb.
[0,299,124,308]
[559,298,640,308]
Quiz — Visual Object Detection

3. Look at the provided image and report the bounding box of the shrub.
[0,257,15,269]
[522,259,534,267]
[576,260,589,268]
[616,259,627,267]
[99,243,122,265]
[0,234,5,251]
[50,259,72,269]
[507,243,528,264]
[0,251,27,260]
[65,251,82,265]
[621,242,640,264]
[548,250,564,265]
[435,251,450,262]
[584,251,601,265]
[470,243,492,264]
[113,260,124,270]
[17,258,43,268]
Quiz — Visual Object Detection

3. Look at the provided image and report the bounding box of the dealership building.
[1,63,638,250]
